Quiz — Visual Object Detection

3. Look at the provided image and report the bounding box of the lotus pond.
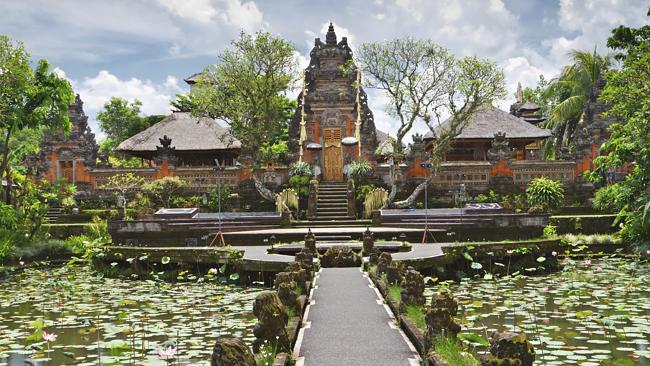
[0,266,264,365]
[430,257,650,365]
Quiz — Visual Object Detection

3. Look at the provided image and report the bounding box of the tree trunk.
[387,175,434,209]
[253,175,278,202]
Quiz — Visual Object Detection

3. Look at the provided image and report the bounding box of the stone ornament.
[304,229,316,253]
[211,337,256,366]
[399,266,426,310]
[424,291,462,350]
[295,248,315,281]
[376,252,392,275]
[487,131,514,164]
[320,246,361,267]
[481,332,535,366]
[252,291,290,353]
[386,262,404,285]
[362,227,375,255]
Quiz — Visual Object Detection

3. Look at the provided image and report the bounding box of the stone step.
[312,215,353,220]
[318,198,347,203]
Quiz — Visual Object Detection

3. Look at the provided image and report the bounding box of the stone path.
[295,268,419,366]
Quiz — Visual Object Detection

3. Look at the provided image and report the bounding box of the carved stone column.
[346,179,356,218]
[307,179,318,219]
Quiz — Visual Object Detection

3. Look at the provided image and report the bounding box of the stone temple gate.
[288,23,380,182]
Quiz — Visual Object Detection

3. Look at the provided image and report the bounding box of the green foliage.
[434,335,479,366]
[586,17,650,248]
[344,160,373,184]
[142,176,187,209]
[404,304,425,330]
[208,184,231,212]
[96,97,162,154]
[543,224,558,239]
[356,184,377,202]
[542,49,611,150]
[0,202,17,230]
[288,161,312,177]
[190,31,298,165]
[526,177,564,212]
[260,141,290,164]
[289,175,310,197]
[0,35,74,202]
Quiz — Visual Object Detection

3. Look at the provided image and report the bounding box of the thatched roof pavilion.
[423,106,552,161]
[117,112,241,166]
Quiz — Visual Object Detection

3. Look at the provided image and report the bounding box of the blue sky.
[1,0,648,139]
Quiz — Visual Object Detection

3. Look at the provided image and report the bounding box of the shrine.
[288,23,380,182]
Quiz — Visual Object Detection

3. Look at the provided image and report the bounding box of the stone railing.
[174,167,240,192]
[511,160,575,186]
[433,162,492,190]
[90,168,157,190]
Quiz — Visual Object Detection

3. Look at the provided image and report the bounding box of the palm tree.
[543,49,611,153]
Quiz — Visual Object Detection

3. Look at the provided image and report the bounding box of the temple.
[31,23,615,196]
[288,23,379,181]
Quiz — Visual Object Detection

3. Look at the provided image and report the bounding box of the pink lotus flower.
[584,258,592,265]
[646,250,650,255]
[43,331,57,342]
[541,286,549,292]
[562,257,570,264]
[551,251,558,257]
[158,346,177,359]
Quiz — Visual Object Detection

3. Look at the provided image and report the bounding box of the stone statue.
[362,227,375,255]
[399,266,426,311]
[274,272,300,312]
[320,246,361,267]
[424,291,462,350]
[386,262,404,285]
[252,291,290,353]
[295,248,315,281]
[486,131,514,163]
[304,228,316,253]
[376,252,392,275]
[211,337,256,366]
[480,332,535,366]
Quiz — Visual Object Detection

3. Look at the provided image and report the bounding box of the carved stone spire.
[326,22,337,45]
[515,82,523,104]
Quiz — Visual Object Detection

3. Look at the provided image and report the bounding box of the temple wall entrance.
[323,128,343,181]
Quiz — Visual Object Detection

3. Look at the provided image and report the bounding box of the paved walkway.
[296,268,419,366]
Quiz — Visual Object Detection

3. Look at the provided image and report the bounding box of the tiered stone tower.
[289,23,379,182]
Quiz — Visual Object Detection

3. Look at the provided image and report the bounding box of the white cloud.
[57,69,186,139]
[220,0,265,32]
[157,0,218,23]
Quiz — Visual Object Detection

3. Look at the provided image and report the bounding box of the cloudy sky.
[1,0,648,139]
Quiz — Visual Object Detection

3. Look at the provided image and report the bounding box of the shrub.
[208,184,232,212]
[142,176,187,208]
[288,161,312,177]
[0,203,17,230]
[526,177,564,212]
[593,183,632,212]
[344,160,373,184]
[543,224,558,238]
[363,188,388,218]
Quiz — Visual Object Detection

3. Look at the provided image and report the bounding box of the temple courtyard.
[2,1,650,366]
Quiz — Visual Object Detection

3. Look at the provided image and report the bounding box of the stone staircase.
[44,206,65,223]
[314,182,350,220]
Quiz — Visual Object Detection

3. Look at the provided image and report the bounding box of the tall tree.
[190,31,299,200]
[97,97,164,154]
[0,35,74,203]
[356,38,506,207]
[542,49,611,150]
[588,9,650,249]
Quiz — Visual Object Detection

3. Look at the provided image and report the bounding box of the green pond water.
[0,266,263,365]
[428,257,650,365]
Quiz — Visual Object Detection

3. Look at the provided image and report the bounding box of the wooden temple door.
[60,161,74,183]
[323,128,343,181]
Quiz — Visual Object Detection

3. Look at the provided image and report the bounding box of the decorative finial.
[326,22,337,45]
[515,82,523,104]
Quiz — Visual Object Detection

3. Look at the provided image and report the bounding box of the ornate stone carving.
[274,272,299,311]
[368,247,382,266]
[154,135,179,168]
[376,252,392,275]
[362,227,375,255]
[211,337,256,366]
[480,332,535,366]
[386,262,404,285]
[399,266,426,310]
[295,248,315,280]
[320,246,361,267]
[424,291,462,350]
[487,131,514,163]
[304,228,316,253]
[252,291,289,353]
